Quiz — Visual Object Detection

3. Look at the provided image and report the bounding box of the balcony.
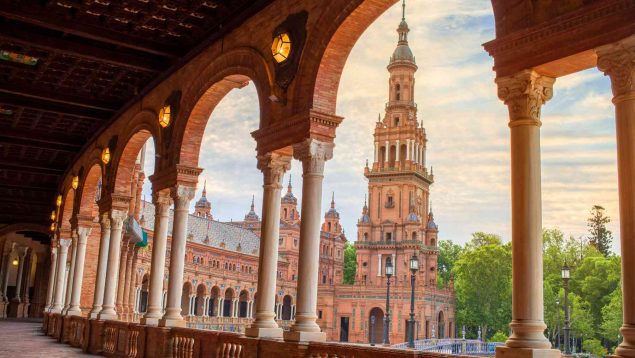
[43,312,478,358]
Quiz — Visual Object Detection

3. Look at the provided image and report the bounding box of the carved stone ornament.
[292,139,334,175]
[110,209,128,229]
[59,239,72,249]
[100,212,111,230]
[597,35,635,99]
[257,153,291,188]
[495,69,555,127]
[171,185,196,210]
[153,189,173,213]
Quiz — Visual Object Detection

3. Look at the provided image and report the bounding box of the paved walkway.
[0,319,98,357]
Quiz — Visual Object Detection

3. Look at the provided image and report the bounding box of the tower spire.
[202,180,207,197]
[287,174,292,193]
[402,0,406,21]
[331,192,335,208]
[250,194,255,211]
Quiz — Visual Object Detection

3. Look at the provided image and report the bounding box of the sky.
[143,0,620,252]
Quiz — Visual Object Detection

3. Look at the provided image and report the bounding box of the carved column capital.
[597,35,635,101]
[292,139,334,175]
[171,185,195,211]
[110,209,128,230]
[100,211,111,230]
[257,153,291,189]
[495,70,555,127]
[153,189,173,213]
[59,238,72,250]
[77,227,92,244]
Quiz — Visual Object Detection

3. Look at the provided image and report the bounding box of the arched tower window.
[363,232,368,241]
[412,232,417,241]
[284,208,288,219]
[395,83,401,101]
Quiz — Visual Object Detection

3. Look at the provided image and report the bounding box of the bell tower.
[356,0,438,288]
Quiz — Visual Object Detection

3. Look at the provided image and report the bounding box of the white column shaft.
[98,210,127,320]
[90,213,111,318]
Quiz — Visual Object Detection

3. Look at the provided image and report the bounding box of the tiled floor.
[0,319,98,357]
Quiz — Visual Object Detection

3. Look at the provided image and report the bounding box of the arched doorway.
[438,310,445,339]
[281,295,292,320]
[368,307,384,344]
[209,286,220,316]
[139,274,149,313]
[223,288,234,317]
[195,284,206,316]
[180,282,192,316]
[238,290,249,318]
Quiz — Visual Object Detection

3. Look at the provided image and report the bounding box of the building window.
[322,275,327,284]
[386,232,392,242]
[327,222,332,232]
[318,310,323,319]
[386,195,394,208]
[395,84,401,101]
[294,239,298,247]
[363,232,368,241]
[394,116,400,126]
[284,208,288,218]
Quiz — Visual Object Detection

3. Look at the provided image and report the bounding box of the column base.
[245,327,283,339]
[283,330,326,342]
[496,346,561,358]
[66,308,82,316]
[88,311,101,319]
[158,317,186,328]
[97,312,119,321]
[140,316,161,326]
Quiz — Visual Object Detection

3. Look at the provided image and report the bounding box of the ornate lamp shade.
[71,176,79,190]
[271,32,292,63]
[12,258,18,266]
[101,147,111,165]
[409,254,419,273]
[50,210,56,221]
[385,258,394,277]
[56,194,62,207]
[561,263,570,280]
[159,105,171,128]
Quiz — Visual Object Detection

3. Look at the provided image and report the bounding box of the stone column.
[12,247,27,302]
[495,70,559,358]
[142,189,172,326]
[115,239,130,314]
[98,209,127,320]
[126,248,138,320]
[62,233,78,313]
[246,153,290,338]
[67,226,92,316]
[159,185,195,327]
[50,239,72,313]
[121,243,135,320]
[284,139,333,342]
[90,212,111,318]
[45,247,58,310]
[597,35,635,358]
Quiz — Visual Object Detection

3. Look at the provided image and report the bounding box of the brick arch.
[110,129,155,197]
[77,163,103,218]
[292,0,398,115]
[58,188,75,235]
[173,47,273,168]
[0,223,49,238]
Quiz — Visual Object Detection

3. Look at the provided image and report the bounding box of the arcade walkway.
[0,320,96,357]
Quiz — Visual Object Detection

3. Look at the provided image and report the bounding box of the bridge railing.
[393,339,504,355]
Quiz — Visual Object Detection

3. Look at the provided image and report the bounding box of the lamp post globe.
[407,254,419,349]
[383,257,393,345]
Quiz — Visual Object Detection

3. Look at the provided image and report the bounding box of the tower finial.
[287,174,292,193]
[331,192,335,208]
[364,194,368,208]
[202,180,207,197]
[402,0,406,21]
[250,195,255,211]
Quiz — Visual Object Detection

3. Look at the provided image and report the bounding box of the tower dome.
[194,180,212,219]
[389,0,416,65]
[325,192,340,220]
[281,175,297,205]
[244,195,260,222]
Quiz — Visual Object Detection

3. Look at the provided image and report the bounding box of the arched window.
[363,232,368,241]
[327,222,332,232]
[284,208,288,218]
[412,232,417,241]
[395,83,401,101]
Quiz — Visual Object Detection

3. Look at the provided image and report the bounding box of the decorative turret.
[244,195,260,222]
[281,175,299,222]
[322,192,342,234]
[389,0,416,66]
[359,195,370,224]
[194,180,212,219]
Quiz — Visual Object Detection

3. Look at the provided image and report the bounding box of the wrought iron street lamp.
[383,257,393,345]
[562,262,571,355]
[407,253,419,349]
[556,297,561,349]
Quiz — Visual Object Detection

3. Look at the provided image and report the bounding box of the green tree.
[490,331,508,343]
[437,240,462,289]
[587,205,613,257]
[600,288,623,345]
[570,252,621,330]
[343,242,357,285]
[583,338,607,356]
[454,233,511,339]
[570,293,595,341]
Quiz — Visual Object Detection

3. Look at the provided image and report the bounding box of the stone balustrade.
[41,312,487,358]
